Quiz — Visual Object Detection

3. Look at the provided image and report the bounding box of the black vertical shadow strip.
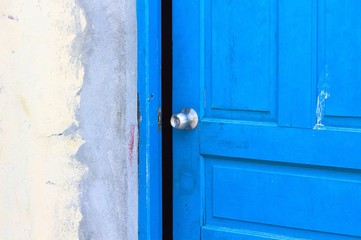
[162,0,173,239]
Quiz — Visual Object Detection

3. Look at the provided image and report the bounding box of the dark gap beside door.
[162,0,173,239]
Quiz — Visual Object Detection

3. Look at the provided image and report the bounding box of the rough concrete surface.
[76,0,138,239]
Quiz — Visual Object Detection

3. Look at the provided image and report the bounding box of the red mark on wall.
[128,125,136,168]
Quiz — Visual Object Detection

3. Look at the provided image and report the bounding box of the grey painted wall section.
[76,0,138,239]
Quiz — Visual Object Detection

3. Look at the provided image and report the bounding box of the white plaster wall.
[0,0,137,239]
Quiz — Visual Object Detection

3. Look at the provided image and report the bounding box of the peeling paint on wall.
[0,1,83,239]
[0,0,137,239]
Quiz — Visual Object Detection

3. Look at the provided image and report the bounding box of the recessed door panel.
[317,1,361,128]
[210,0,276,116]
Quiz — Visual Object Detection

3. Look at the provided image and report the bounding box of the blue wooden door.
[173,1,361,239]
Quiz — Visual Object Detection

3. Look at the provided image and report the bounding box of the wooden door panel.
[318,1,361,127]
[206,0,277,122]
[205,158,361,237]
[173,1,361,239]
[200,121,361,169]
[210,0,276,112]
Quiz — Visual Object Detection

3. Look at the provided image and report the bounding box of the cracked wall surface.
[0,0,137,239]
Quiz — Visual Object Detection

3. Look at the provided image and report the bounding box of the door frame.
[137,0,162,239]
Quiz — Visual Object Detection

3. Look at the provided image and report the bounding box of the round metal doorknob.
[170,108,198,130]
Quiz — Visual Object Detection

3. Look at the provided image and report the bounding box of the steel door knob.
[170,108,198,130]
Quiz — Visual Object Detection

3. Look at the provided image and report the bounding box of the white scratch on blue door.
[314,66,330,130]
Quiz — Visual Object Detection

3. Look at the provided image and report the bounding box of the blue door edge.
[137,0,162,239]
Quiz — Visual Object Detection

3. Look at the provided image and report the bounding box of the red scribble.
[128,125,136,168]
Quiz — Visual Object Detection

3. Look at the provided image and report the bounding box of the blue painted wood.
[205,0,277,123]
[278,0,315,128]
[211,0,274,112]
[200,120,361,170]
[137,0,162,239]
[201,225,361,240]
[319,0,361,125]
[173,1,202,239]
[173,0,361,239]
[207,158,361,236]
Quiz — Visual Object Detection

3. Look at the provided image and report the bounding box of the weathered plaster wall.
[0,0,137,239]
[76,0,138,239]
